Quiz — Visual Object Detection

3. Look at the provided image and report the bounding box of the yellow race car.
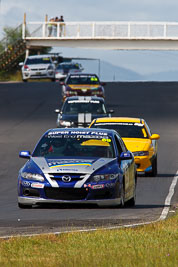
[89,117,160,176]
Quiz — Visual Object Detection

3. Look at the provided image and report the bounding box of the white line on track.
[1,171,178,239]
[159,170,178,221]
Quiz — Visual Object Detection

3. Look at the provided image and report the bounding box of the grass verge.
[0,71,52,82]
[0,212,177,267]
[0,71,22,82]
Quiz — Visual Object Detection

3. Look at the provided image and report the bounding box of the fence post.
[77,24,80,37]
[92,22,95,38]
[25,48,29,58]
[44,14,48,38]
[164,23,167,38]
[128,22,130,38]
[42,23,45,37]
[22,13,26,39]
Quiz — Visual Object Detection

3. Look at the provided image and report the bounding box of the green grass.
[0,70,22,82]
[0,212,177,267]
[0,71,53,82]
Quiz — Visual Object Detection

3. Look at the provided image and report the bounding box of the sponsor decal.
[48,134,109,140]
[70,75,98,79]
[134,123,144,127]
[48,130,108,137]
[57,168,79,172]
[95,122,143,127]
[49,162,92,169]
[31,183,44,189]
[91,184,104,189]
[48,159,94,168]
[68,100,100,104]
[48,131,69,136]
[48,159,93,165]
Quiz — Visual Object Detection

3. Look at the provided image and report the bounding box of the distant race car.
[90,117,160,176]
[55,96,114,128]
[55,62,83,81]
[60,73,105,102]
[19,55,56,82]
[18,128,136,208]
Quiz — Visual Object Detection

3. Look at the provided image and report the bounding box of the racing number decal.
[91,77,98,81]
[102,138,111,143]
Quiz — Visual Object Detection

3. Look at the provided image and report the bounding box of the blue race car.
[18,128,137,208]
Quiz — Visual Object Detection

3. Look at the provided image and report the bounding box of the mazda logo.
[62,175,72,182]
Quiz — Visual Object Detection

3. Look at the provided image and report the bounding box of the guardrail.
[23,21,178,39]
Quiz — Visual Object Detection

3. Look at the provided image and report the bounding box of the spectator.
[53,17,59,36]
[58,15,65,37]
[48,17,55,37]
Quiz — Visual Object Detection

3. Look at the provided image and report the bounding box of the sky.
[1,0,178,78]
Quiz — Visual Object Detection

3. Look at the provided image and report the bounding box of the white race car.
[19,55,56,82]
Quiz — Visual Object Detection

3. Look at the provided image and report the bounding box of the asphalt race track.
[0,81,177,237]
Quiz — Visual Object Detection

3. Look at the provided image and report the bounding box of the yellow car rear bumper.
[134,156,153,173]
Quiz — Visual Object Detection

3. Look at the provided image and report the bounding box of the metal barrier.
[23,21,178,39]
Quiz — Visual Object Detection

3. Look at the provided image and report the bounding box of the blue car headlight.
[21,172,44,182]
[91,174,118,182]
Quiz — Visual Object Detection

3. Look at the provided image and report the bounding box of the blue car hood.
[30,157,116,175]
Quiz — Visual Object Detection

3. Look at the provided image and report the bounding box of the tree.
[0,25,51,55]
[0,25,52,74]
[0,42,4,54]
[0,25,22,53]
[3,26,22,46]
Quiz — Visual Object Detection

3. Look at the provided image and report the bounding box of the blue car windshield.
[63,100,106,114]
[91,122,148,138]
[33,132,115,158]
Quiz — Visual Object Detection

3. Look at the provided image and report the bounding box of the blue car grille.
[48,173,86,182]
[44,187,88,200]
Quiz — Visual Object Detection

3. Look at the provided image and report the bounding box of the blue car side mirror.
[19,151,31,159]
[120,151,133,160]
